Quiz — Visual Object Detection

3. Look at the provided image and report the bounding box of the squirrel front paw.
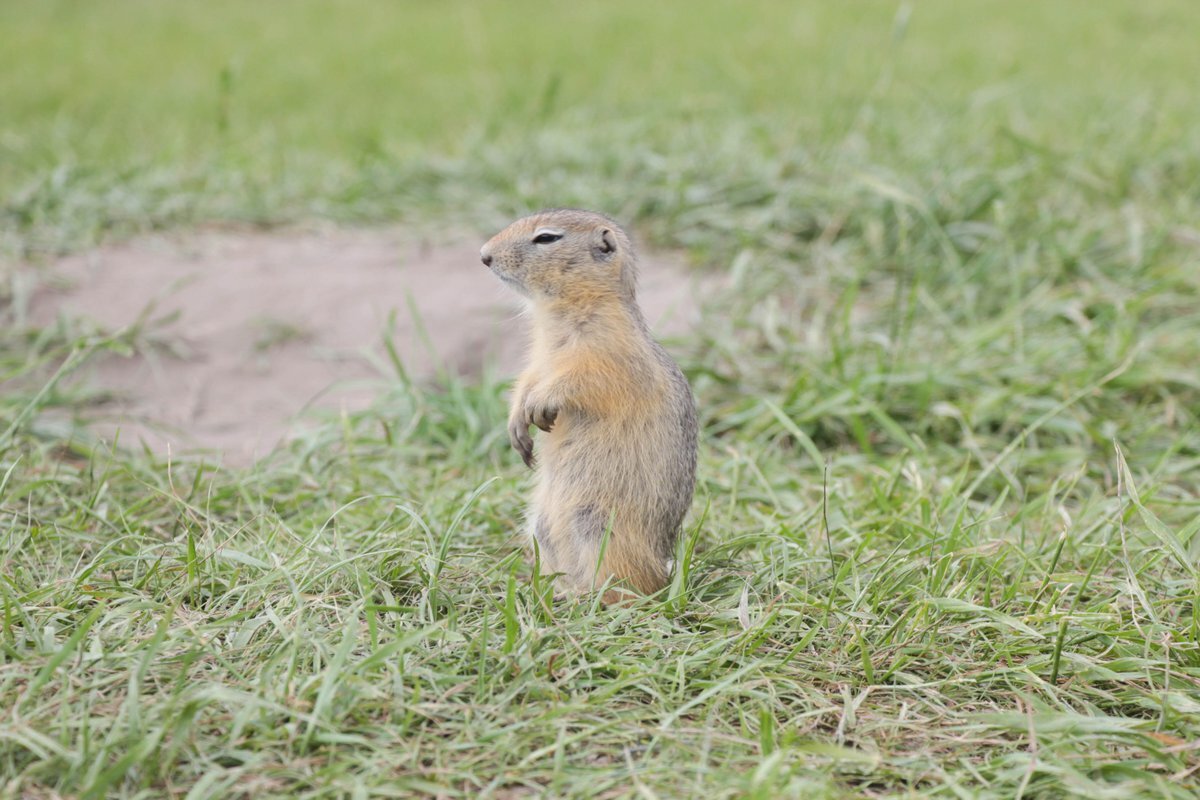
[524,401,558,434]
[508,397,557,469]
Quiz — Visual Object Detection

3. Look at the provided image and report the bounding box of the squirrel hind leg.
[570,506,669,600]
[541,506,668,603]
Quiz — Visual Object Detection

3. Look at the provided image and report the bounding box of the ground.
[2,2,1199,799]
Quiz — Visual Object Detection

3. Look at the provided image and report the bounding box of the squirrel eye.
[532,232,563,245]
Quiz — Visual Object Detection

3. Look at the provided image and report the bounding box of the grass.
[3,0,1200,797]
[4,0,1199,256]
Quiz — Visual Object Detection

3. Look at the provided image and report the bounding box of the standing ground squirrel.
[481,209,698,602]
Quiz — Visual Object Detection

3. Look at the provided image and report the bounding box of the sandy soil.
[24,225,707,464]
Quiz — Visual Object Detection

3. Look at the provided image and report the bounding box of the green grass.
[3,1,1200,797]
[4,0,1199,256]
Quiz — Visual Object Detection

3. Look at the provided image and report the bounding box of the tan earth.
[22,225,707,464]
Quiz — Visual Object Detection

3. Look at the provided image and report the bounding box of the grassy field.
[3,1,1200,797]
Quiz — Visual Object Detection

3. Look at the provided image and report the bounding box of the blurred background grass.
[4,0,1198,153]
[4,0,1198,257]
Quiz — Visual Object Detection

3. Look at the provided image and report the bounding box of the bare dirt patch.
[23,225,707,464]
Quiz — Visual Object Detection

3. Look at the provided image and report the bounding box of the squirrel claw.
[509,420,535,468]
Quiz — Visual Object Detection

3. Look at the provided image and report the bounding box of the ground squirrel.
[481,209,698,602]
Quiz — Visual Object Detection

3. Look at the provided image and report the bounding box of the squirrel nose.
[481,253,493,267]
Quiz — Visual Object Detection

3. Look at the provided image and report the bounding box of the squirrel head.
[481,209,638,305]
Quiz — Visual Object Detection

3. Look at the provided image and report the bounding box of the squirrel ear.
[594,228,617,257]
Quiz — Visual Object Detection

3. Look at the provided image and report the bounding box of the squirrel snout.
[480,248,493,268]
